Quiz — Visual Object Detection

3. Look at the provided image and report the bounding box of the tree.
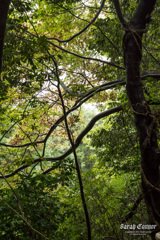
[0,0,160,239]
[0,0,11,73]
[116,1,160,237]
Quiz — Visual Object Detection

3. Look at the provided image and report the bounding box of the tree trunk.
[123,0,160,234]
[0,0,11,74]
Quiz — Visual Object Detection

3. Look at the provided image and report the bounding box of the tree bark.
[0,0,11,74]
[123,0,160,234]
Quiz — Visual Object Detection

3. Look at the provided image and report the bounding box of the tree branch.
[111,0,128,27]
[42,105,123,175]
[122,194,143,223]
[26,30,125,70]
[48,0,106,43]
[48,40,125,70]
[0,198,49,239]
[0,106,122,178]
[1,71,157,149]
[141,71,160,80]
[48,3,122,56]
[54,57,92,239]
[0,171,24,216]
[0,80,125,148]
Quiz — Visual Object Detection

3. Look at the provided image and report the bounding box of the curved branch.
[111,0,128,27]
[43,82,124,143]
[41,106,123,175]
[48,0,106,43]
[26,31,125,70]
[0,157,57,179]
[48,4,122,56]
[48,40,125,70]
[0,106,122,178]
[0,164,30,178]
[76,80,125,103]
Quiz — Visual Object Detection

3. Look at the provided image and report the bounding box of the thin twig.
[0,197,49,239]
[0,171,24,216]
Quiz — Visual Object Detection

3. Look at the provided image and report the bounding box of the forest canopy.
[0,0,160,239]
